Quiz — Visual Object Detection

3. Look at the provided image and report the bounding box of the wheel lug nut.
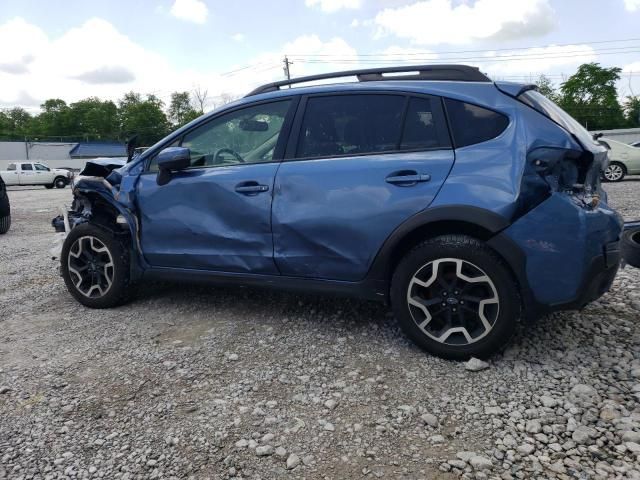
[452,308,457,312]
[460,300,465,304]
[443,292,447,296]
[441,302,446,307]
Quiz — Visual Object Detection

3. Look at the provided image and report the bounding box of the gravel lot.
[1,179,639,480]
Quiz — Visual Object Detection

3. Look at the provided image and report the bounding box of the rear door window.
[297,94,405,158]
[444,98,509,147]
[21,163,33,171]
[400,97,451,150]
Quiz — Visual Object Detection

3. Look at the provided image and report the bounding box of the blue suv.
[54,65,622,359]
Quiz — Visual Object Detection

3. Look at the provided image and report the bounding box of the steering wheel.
[214,148,245,163]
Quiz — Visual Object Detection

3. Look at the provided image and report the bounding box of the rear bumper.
[489,193,623,320]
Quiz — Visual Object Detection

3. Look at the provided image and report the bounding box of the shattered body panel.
[503,194,621,305]
[272,150,455,281]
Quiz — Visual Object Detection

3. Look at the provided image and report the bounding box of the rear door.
[272,93,455,281]
[19,163,36,185]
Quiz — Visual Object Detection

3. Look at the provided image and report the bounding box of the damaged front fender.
[51,158,147,276]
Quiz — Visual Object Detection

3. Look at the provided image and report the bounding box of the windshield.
[518,90,598,149]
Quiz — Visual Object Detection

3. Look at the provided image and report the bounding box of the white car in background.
[599,137,640,182]
[0,161,73,189]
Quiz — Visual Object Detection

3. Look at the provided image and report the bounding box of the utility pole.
[283,56,292,85]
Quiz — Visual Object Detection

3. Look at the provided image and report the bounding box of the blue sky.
[1,0,640,111]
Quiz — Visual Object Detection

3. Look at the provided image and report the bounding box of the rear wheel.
[61,223,132,308]
[391,235,520,360]
[603,162,626,182]
[54,177,67,189]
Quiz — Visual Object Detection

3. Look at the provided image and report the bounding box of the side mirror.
[156,147,191,186]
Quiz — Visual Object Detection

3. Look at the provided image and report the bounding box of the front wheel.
[54,177,67,189]
[61,223,132,308]
[603,162,626,182]
[391,235,520,360]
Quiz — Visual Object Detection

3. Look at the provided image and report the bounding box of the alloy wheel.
[67,235,115,298]
[406,258,499,346]
[604,164,624,181]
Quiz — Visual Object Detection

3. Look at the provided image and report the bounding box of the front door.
[272,93,455,281]
[34,163,54,184]
[137,99,294,273]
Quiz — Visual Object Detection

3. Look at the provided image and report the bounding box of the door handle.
[235,181,270,195]
[385,171,431,186]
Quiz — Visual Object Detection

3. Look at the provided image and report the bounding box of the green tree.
[118,92,169,145]
[36,99,71,137]
[168,91,200,127]
[3,107,33,136]
[558,63,625,130]
[535,74,558,102]
[623,95,640,127]
[68,98,119,139]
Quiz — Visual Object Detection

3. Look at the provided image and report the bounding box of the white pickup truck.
[0,162,72,189]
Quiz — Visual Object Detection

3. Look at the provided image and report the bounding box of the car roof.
[214,79,510,116]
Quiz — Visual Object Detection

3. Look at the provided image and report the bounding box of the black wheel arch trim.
[366,205,511,280]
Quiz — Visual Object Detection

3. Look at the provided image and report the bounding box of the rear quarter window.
[444,98,509,148]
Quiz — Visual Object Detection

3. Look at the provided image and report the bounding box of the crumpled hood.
[79,157,127,178]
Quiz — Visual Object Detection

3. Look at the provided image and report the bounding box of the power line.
[286,36,640,58]
[289,46,640,65]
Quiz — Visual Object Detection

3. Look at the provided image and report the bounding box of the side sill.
[143,267,387,302]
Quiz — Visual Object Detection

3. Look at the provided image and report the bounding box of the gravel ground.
[0,179,639,480]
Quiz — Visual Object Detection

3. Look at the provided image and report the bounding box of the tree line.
[0,89,238,146]
[1,62,639,146]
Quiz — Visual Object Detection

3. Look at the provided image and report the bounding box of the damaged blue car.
[53,65,623,359]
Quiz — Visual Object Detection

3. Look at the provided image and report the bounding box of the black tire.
[61,223,132,308]
[54,177,67,189]
[0,215,10,234]
[602,162,626,182]
[622,228,640,268]
[390,235,520,360]
[45,184,54,189]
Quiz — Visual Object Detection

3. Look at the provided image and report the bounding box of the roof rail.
[246,64,491,97]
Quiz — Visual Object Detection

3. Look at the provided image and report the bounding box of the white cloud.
[0,17,221,109]
[624,0,640,11]
[231,33,245,42]
[374,0,556,45]
[0,17,48,75]
[0,18,359,112]
[305,0,362,13]
[170,0,208,24]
